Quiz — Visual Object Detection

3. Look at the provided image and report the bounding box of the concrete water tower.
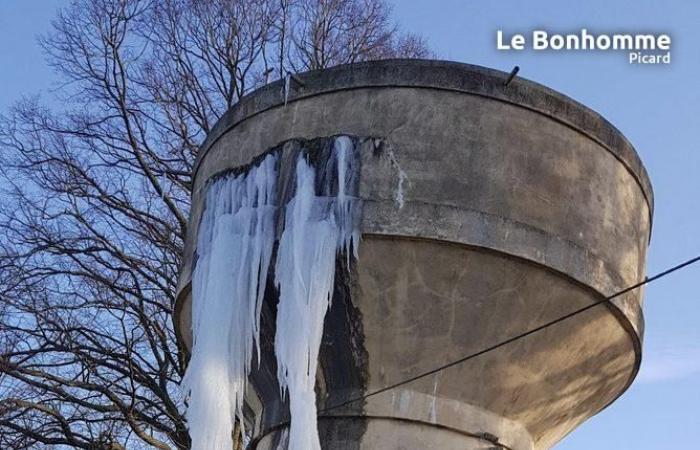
[174,60,653,449]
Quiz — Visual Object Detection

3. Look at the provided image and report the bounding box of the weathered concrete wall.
[175,60,653,449]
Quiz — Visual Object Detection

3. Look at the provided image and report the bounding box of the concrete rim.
[173,236,643,425]
[251,416,523,450]
[192,59,654,233]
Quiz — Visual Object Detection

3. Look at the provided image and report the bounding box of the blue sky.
[1,1,698,449]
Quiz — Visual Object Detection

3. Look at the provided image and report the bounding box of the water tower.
[174,60,652,449]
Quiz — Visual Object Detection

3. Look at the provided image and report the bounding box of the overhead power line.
[320,253,700,414]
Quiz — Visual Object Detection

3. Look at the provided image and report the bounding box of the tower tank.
[174,59,653,450]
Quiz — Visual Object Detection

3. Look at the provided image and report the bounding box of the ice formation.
[182,136,360,450]
[284,72,291,106]
[429,375,440,423]
[387,149,408,209]
[182,154,278,450]
[274,136,359,450]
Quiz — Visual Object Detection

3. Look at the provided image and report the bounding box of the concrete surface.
[174,59,653,449]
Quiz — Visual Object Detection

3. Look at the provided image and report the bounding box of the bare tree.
[288,0,431,70]
[0,0,430,448]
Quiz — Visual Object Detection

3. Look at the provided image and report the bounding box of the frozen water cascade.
[182,136,361,450]
[274,136,360,450]
[182,153,279,450]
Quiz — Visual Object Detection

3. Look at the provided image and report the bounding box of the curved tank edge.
[191,59,654,232]
[172,235,644,419]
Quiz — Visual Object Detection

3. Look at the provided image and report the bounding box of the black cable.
[320,253,700,414]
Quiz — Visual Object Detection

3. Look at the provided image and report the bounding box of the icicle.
[182,153,278,450]
[284,72,291,106]
[274,137,360,450]
[183,136,361,450]
[333,136,361,263]
[387,149,408,209]
[429,374,440,423]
